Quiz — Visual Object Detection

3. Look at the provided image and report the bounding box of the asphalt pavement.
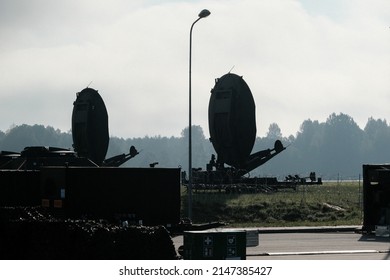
[172,225,390,260]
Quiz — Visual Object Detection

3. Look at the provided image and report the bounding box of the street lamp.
[188,9,210,220]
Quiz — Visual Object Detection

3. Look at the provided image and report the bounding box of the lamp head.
[198,9,211,18]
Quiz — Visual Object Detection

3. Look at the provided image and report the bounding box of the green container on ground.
[183,229,246,260]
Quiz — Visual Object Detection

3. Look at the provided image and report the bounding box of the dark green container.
[183,230,246,260]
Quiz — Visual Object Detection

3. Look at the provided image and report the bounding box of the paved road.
[172,228,390,260]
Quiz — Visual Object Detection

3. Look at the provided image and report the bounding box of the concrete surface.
[172,226,390,260]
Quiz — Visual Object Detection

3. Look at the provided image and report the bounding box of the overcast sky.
[0,0,389,139]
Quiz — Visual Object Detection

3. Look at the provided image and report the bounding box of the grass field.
[181,182,363,227]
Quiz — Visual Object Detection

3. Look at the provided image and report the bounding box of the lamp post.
[188,9,210,220]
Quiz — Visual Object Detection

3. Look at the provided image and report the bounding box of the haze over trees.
[1,113,390,180]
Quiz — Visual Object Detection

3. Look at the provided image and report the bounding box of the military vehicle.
[188,73,321,192]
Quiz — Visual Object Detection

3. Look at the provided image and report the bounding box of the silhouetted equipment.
[103,145,139,167]
[0,151,22,168]
[71,88,141,167]
[188,73,286,188]
[72,87,109,165]
[0,146,97,170]
[209,73,257,169]
[208,73,285,177]
[284,172,321,184]
[0,87,181,228]
[185,73,321,191]
[362,164,390,234]
[40,167,180,225]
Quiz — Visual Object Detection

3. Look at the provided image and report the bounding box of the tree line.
[1,112,390,180]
